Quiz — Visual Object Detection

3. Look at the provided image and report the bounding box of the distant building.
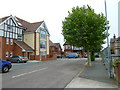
[118,1,120,37]
[110,34,120,58]
[49,40,62,56]
[63,42,85,57]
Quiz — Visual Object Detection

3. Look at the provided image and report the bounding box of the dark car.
[7,55,29,63]
[94,53,99,58]
[0,58,12,73]
[57,54,62,58]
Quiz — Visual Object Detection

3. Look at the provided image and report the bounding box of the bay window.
[40,30,46,39]
[40,40,46,49]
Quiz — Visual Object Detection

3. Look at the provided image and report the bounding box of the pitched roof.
[0,16,9,23]
[49,40,62,49]
[28,22,43,32]
[54,43,62,49]
[0,15,47,33]
[15,17,43,32]
[14,41,34,52]
[49,40,55,46]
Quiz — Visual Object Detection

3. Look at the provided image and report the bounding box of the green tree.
[62,5,108,66]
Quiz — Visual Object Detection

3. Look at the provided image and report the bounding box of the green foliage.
[113,59,120,67]
[62,5,108,52]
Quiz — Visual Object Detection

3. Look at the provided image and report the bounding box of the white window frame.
[6,52,9,57]
[6,38,9,44]
[10,51,13,57]
[10,39,13,45]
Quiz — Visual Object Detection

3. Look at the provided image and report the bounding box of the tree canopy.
[62,5,109,65]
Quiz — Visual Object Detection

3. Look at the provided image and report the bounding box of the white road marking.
[12,67,48,78]
[12,63,28,65]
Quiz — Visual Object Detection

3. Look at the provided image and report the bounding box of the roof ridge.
[31,21,44,24]
[15,16,31,24]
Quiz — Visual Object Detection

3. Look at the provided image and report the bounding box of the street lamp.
[104,0,113,78]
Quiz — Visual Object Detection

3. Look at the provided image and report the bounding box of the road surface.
[2,58,87,88]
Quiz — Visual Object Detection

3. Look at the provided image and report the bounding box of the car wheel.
[2,66,9,73]
[24,61,27,63]
[17,60,20,63]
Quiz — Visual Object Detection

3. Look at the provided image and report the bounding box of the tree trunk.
[91,51,95,61]
[87,50,92,66]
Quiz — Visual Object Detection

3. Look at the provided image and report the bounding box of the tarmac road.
[2,58,87,88]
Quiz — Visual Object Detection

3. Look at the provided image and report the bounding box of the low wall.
[41,54,57,61]
[115,63,120,83]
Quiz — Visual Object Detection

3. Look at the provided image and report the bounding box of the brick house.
[63,42,85,57]
[15,17,50,60]
[0,15,50,61]
[49,40,62,56]
[0,15,34,60]
[110,34,120,58]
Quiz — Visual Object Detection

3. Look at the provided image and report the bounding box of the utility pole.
[104,0,112,78]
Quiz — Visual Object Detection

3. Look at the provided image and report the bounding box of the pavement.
[65,58,118,88]
[27,60,40,62]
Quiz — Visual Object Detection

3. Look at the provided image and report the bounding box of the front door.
[27,52,30,59]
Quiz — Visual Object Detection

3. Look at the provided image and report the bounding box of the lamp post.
[104,0,113,78]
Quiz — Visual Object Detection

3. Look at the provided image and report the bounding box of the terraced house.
[0,15,50,61]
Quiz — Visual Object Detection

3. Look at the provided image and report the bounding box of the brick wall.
[0,37,2,58]
[14,43,22,56]
[1,37,19,60]
[41,54,57,61]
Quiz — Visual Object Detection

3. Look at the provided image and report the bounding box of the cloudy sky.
[0,0,119,49]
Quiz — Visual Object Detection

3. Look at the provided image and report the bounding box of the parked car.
[94,53,99,58]
[83,54,87,58]
[57,54,62,58]
[7,55,29,63]
[0,58,12,73]
[66,53,79,58]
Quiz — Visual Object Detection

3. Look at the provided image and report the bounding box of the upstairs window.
[6,38,9,44]
[10,39,13,45]
[40,30,46,39]
[7,25,12,31]
[18,35,22,41]
[40,40,46,49]
[40,51,46,56]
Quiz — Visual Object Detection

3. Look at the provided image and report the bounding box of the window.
[6,38,9,44]
[18,35,22,41]
[6,52,8,57]
[40,51,46,56]
[4,32,7,37]
[10,52,13,57]
[15,34,17,39]
[0,30,3,36]
[10,39,13,45]
[13,26,16,33]
[7,32,9,37]
[10,33,12,38]
[19,29,22,34]
[40,30,46,39]
[7,25,12,31]
[40,40,46,49]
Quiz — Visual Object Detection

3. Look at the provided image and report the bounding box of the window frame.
[6,52,9,57]
[40,40,46,49]
[6,38,9,44]
[10,51,13,57]
[10,39,13,45]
